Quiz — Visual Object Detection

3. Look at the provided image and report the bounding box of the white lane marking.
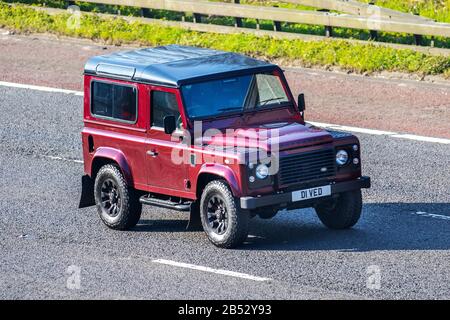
[152,259,271,282]
[307,121,450,144]
[412,211,450,221]
[247,234,265,239]
[0,81,83,96]
[1,81,448,145]
[42,155,84,164]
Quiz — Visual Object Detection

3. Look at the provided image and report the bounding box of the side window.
[91,81,137,122]
[151,90,182,128]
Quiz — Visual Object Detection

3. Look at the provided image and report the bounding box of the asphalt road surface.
[0,85,449,300]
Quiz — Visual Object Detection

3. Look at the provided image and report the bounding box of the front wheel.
[200,180,249,248]
[315,190,362,229]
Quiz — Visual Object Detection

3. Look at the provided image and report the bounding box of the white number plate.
[292,185,331,202]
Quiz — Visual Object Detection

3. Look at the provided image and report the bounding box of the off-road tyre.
[94,164,142,230]
[200,180,249,248]
[315,190,362,229]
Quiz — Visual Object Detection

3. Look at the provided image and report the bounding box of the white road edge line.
[390,134,450,144]
[41,155,84,164]
[0,81,83,96]
[1,81,448,145]
[412,211,450,221]
[152,259,271,282]
[307,121,450,145]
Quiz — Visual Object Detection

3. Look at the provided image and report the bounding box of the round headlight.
[336,150,349,166]
[255,164,269,179]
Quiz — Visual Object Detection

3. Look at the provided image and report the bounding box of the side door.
[146,86,191,196]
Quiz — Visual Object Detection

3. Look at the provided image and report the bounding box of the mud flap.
[79,175,95,208]
[186,201,203,231]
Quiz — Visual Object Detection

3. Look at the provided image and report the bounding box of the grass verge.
[1,3,450,77]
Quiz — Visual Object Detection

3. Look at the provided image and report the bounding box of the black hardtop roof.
[84,45,278,87]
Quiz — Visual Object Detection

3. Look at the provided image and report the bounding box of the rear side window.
[91,81,137,123]
[151,91,181,128]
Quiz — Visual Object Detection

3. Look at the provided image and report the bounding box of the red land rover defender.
[79,45,371,248]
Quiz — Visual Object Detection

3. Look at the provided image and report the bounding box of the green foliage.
[1,3,449,76]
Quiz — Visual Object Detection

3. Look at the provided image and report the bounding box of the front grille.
[278,149,336,186]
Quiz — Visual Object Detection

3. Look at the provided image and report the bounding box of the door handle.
[147,150,159,157]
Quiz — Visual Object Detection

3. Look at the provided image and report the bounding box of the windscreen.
[181,73,290,119]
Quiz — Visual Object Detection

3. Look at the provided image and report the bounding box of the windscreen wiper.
[205,107,244,119]
[217,107,243,112]
[258,97,286,106]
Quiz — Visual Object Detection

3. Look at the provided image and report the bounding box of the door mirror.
[163,115,176,135]
[298,93,306,113]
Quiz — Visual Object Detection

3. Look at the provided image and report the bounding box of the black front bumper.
[240,176,371,210]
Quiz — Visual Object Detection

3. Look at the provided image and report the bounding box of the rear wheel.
[200,180,249,248]
[315,190,362,229]
[94,164,142,230]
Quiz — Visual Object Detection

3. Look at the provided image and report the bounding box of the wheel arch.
[196,164,242,199]
[91,147,133,185]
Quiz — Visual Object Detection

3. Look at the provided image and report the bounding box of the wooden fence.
[72,0,450,46]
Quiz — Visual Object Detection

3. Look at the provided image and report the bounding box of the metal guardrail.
[77,0,450,42]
